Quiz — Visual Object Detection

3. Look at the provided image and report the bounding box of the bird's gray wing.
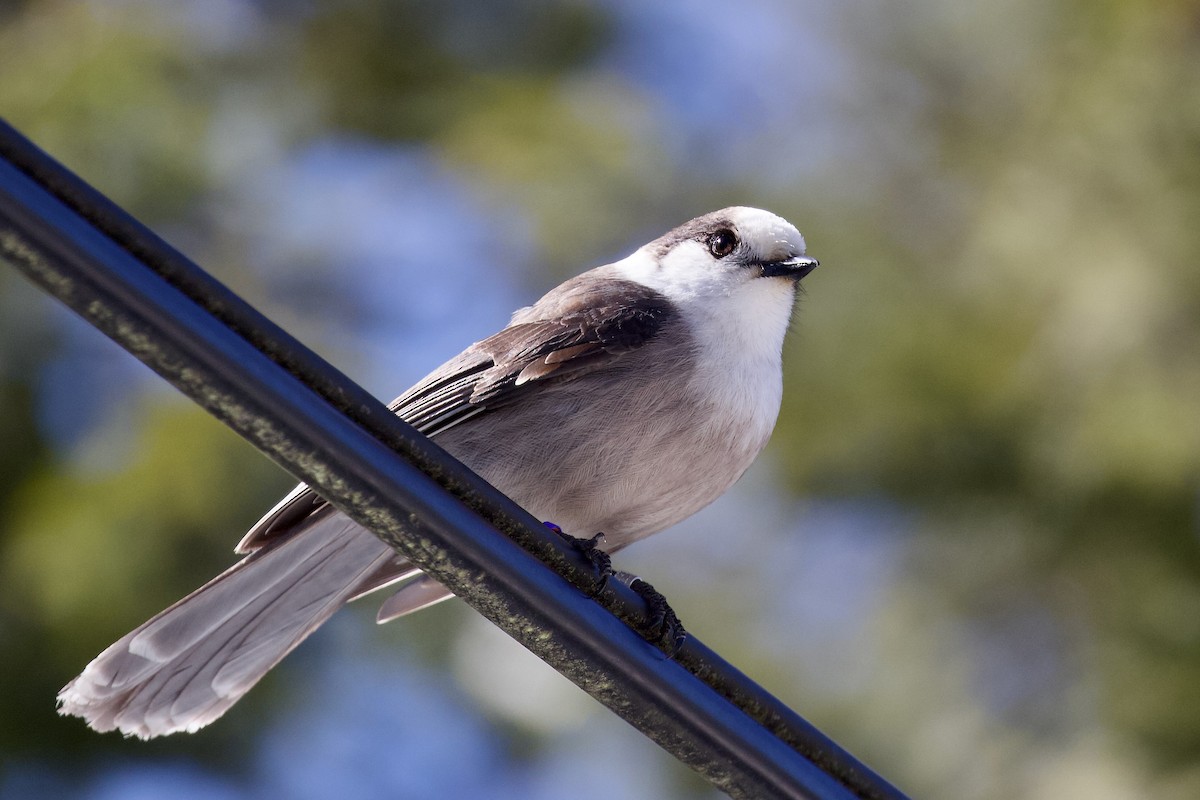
[237,275,675,554]
[390,275,676,436]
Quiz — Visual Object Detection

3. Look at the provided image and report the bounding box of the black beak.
[759,255,819,280]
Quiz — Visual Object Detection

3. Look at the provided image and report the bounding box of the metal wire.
[0,118,909,800]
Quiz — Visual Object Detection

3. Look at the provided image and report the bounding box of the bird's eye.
[707,229,738,258]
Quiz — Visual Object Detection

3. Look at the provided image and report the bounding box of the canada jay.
[58,206,819,738]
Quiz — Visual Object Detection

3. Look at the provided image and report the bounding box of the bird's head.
[619,207,818,305]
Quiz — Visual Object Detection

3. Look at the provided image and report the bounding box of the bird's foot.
[543,522,612,597]
[541,523,685,655]
[613,571,687,656]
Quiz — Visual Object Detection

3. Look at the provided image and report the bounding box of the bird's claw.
[613,570,687,656]
[542,523,685,655]
[544,522,612,597]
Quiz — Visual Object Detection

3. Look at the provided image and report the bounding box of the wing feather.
[235,275,673,572]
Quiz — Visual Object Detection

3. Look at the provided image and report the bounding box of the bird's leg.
[612,571,687,656]
[542,522,686,655]
[543,522,612,596]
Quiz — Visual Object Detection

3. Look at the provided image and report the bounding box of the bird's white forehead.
[642,206,808,264]
[723,206,807,259]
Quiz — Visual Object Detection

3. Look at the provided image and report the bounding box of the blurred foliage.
[1,0,1199,798]
[774,1,1200,780]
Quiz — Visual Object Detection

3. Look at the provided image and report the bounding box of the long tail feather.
[57,513,394,738]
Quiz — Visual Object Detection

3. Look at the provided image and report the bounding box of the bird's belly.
[433,372,772,551]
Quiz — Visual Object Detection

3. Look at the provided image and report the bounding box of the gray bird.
[57,206,819,738]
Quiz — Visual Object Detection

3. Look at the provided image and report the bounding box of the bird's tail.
[57,513,395,738]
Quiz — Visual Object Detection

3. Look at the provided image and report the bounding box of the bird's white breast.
[614,246,795,457]
[676,276,793,455]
